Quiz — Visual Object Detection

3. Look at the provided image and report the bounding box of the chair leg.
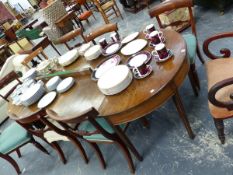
[31,137,49,155]
[190,63,200,90]
[1,154,21,175]
[114,4,123,19]
[50,141,67,164]
[68,136,89,164]
[213,118,225,144]
[196,44,205,64]
[113,126,143,161]
[50,43,61,56]
[115,140,135,173]
[188,70,199,97]
[16,149,21,158]
[87,142,106,169]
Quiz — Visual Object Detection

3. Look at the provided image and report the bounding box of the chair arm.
[208,77,233,110]
[203,32,233,60]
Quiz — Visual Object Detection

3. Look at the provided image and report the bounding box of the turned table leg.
[213,118,225,144]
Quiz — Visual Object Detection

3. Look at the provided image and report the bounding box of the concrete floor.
[2,1,233,175]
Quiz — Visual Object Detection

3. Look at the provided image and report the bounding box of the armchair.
[203,31,233,144]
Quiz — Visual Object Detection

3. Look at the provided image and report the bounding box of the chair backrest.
[0,71,21,102]
[148,0,196,35]
[46,107,116,141]
[85,23,118,43]
[8,42,24,54]
[22,47,48,68]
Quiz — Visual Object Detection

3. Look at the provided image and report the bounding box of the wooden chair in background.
[21,47,48,68]
[46,107,143,173]
[92,0,123,24]
[56,28,86,50]
[0,71,21,102]
[85,23,118,44]
[149,0,205,96]
[203,32,233,144]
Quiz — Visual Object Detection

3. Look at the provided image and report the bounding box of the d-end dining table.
[8,29,195,141]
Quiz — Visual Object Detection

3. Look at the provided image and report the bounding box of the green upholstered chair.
[149,0,205,96]
[46,108,142,174]
[0,122,49,175]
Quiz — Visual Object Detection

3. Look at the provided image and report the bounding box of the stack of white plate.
[46,76,62,91]
[56,77,75,93]
[20,83,45,106]
[79,42,91,56]
[58,49,79,66]
[97,65,133,95]
[22,68,37,81]
[84,45,101,61]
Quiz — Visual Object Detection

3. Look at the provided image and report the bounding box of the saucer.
[92,55,121,81]
[56,77,75,93]
[102,42,121,56]
[37,91,57,109]
[133,65,153,79]
[127,51,151,68]
[153,50,174,63]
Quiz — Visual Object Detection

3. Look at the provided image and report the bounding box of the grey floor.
[2,1,233,175]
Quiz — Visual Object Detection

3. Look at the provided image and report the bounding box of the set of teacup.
[144,24,172,62]
[98,32,121,50]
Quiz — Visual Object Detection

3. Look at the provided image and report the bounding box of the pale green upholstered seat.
[183,34,197,64]
[0,122,31,154]
[79,118,126,141]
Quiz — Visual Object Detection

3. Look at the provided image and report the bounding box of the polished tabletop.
[8,29,188,125]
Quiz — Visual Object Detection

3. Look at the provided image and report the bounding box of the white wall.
[1,0,32,10]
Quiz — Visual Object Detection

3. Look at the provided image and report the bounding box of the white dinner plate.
[121,32,139,44]
[121,39,148,56]
[37,91,57,109]
[105,43,120,54]
[56,77,75,93]
[58,49,79,66]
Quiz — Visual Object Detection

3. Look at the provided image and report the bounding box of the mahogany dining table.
[8,29,195,142]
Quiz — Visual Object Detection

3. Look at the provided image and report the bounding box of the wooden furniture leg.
[213,118,225,144]
[31,137,49,155]
[50,141,67,164]
[188,70,199,97]
[113,125,143,161]
[197,44,205,64]
[172,89,195,139]
[16,149,21,158]
[0,153,21,175]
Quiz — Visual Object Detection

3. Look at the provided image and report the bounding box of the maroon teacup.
[129,57,148,76]
[98,38,108,49]
[143,24,156,35]
[152,43,169,60]
[149,31,165,45]
[110,32,120,42]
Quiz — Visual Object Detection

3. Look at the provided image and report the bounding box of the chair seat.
[183,34,196,64]
[78,11,92,20]
[101,1,114,11]
[0,122,31,154]
[206,58,233,119]
[78,118,126,141]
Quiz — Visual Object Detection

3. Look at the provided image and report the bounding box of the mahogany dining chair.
[85,23,118,44]
[0,119,49,175]
[46,107,143,174]
[55,28,86,50]
[149,0,205,96]
[203,31,233,144]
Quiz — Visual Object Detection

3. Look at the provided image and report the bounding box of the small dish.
[133,65,153,79]
[127,51,152,68]
[153,50,173,63]
[121,32,139,44]
[37,91,57,109]
[58,49,79,66]
[79,42,91,56]
[84,45,101,61]
[102,42,121,56]
[92,55,121,81]
[56,77,75,93]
